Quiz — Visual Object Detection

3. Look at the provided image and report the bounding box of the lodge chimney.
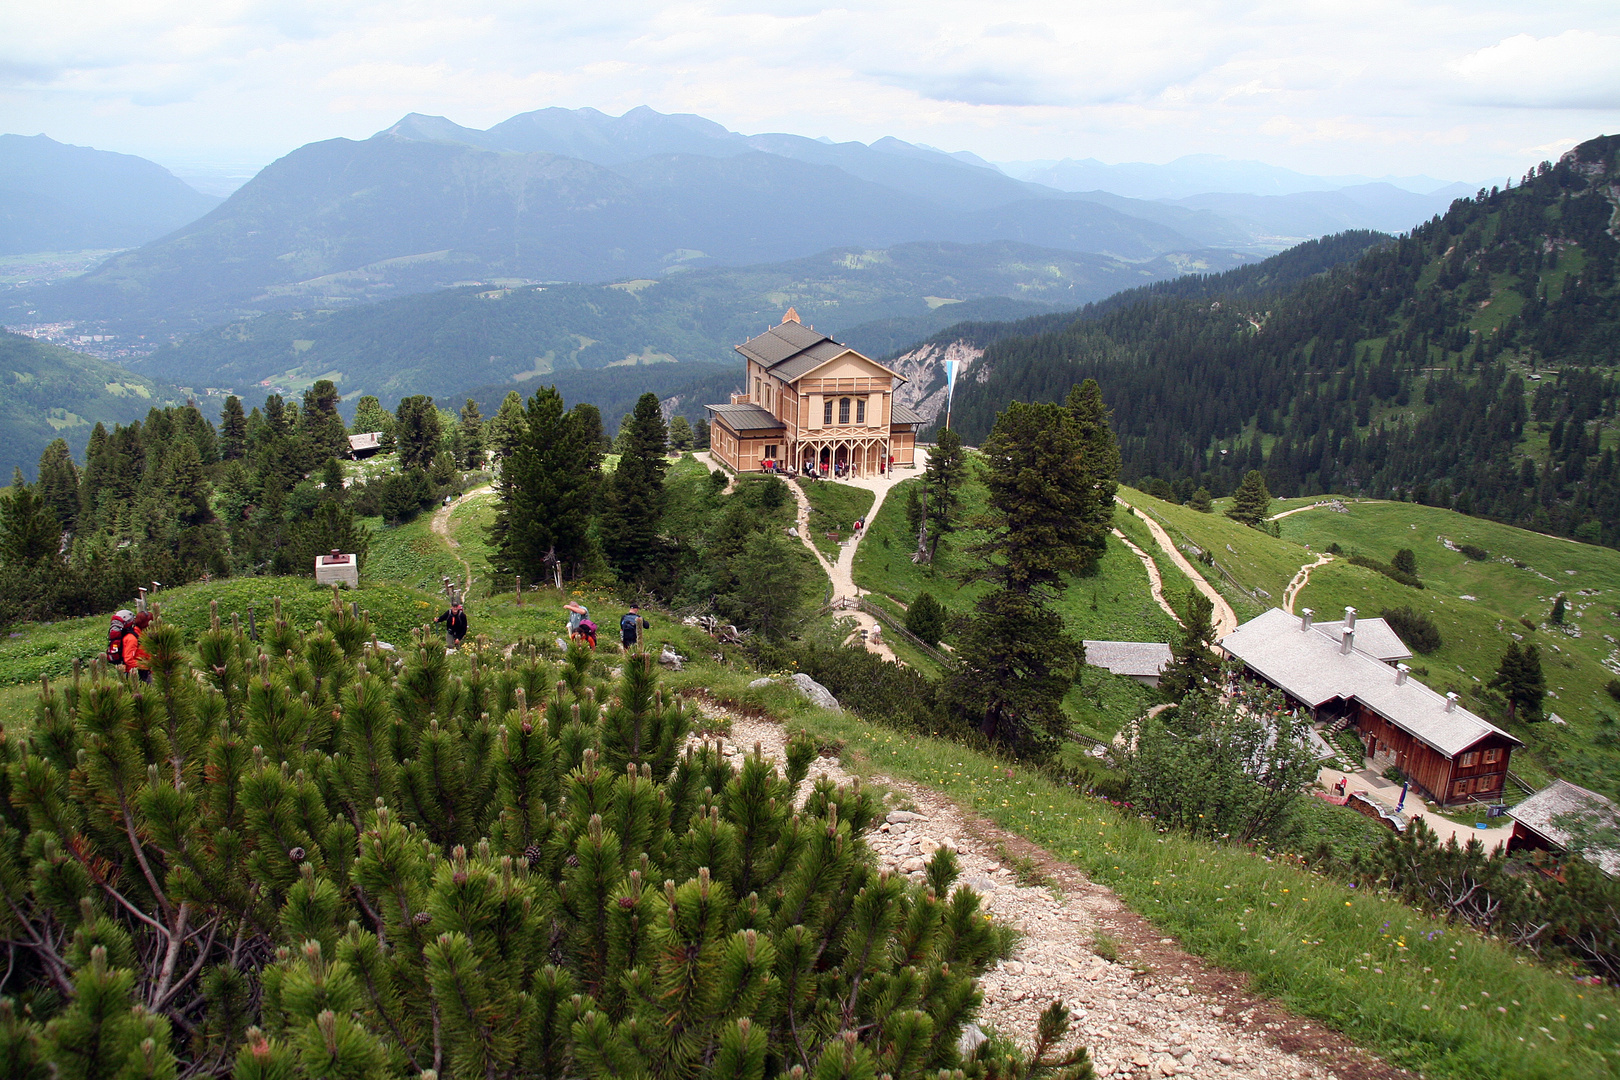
[1344,606,1357,630]
[1300,608,1313,631]
[1396,663,1410,685]
[1445,692,1459,713]
[1340,629,1354,655]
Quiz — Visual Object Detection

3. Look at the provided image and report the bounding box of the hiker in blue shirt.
[620,605,650,652]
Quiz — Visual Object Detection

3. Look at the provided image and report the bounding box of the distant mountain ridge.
[132,239,1253,410]
[0,134,219,254]
[999,153,1462,199]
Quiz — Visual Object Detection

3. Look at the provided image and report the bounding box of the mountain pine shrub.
[0,591,1085,1080]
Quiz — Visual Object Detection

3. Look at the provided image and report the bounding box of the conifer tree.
[300,380,350,463]
[1226,470,1272,526]
[923,428,966,561]
[35,439,79,535]
[219,396,248,460]
[1489,640,1546,722]
[1158,589,1220,699]
[906,591,948,647]
[458,399,486,468]
[491,387,600,582]
[1391,548,1418,577]
[487,391,527,462]
[722,529,811,639]
[601,393,669,585]
[1551,593,1566,625]
[393,396,442,471]
[0,469,59,566]
[1187,487,1213,512]
[350,395,392,438]
[668,415,694,452]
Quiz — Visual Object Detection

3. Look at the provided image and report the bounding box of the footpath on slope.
[698,453,903,660]
[1114,495,1238,638]
[431,484,495,600]
[1112,529,1185,628]
[686,699,1399,1080]
[1283,554,1334,614]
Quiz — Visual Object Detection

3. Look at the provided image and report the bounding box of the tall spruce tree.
[1226,469,1272,526]
[350,395,392,438]
[219,395,248,460]
[457,398,487,468]
[922,427,966,561]
[951,393,1116,746]
[601,393,669,585]
[491,387,601,583]
[300,379,350,463]
[35,439,79,534]
[487,390,527,461]
[393,395,442,471]
[1065,379,1121,572]
[1158,589,1220,699]
[0,469,59,566]
[1490,640,1547,722]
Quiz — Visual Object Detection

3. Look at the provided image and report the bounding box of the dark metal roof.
[891,403,926,426]
[706,403,785,432]
[736,321,830,367]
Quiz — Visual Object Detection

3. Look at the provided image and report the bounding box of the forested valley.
[941,135,1620,547]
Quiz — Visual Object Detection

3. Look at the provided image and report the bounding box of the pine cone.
[452,871,468,886]
[565,853,580,868]
[618,896,636,909]
[288,847,306,863]
[413,911,432,926]
[524,844,544,869]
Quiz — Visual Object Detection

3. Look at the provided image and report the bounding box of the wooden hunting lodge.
[705,309,923,476]
[1221,607,1523,807]
[1506,779,1620,876]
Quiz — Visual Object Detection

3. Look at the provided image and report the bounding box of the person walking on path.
[122,611,153,683]
[620,605,650,652]
[436,601,469,648]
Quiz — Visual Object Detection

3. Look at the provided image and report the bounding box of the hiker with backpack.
[620,605,650,652]
[435,601,469,648]
[120,611,153,682]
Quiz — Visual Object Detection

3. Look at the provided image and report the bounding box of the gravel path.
[1114,496,1238,638]
[1283,554,1334,614]
[686,700,1401,1080]
[431,484,494,600]
[1112,528,1185,628]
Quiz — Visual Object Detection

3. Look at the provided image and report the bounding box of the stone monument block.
[315,549,359,589]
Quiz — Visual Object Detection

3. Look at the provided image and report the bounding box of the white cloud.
[1450,30,1620,109]
[0,1,1616,181]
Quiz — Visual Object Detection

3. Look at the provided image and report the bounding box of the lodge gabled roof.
[1084,640,1172,678]
[1507,779,1620,876]
[735,320,906,385]
[1221,607,1521,759]
[706,403,785,432]
[1311,617,1413,662]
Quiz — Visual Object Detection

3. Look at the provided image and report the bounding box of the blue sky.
[3,1,1617,183]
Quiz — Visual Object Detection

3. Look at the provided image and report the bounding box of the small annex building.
[1083,641,1173,687]
[348,432,385,459]
[1507,779,1620,876]
[706,309,921,476]
[1221,606,1523,806]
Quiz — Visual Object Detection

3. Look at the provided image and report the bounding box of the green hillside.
[0,329,182,475]
[134,240,1251,407]
[934,135,1620,548]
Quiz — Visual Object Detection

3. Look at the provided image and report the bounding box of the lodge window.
[1478,773,1501,792]
[1461,751,1478,768]
[1453,781,1468,796]
[839,398,851,424]
[856,398,866,424]
[765,444,777,461]
[1484,748,1501,764]
[823,399,833,425]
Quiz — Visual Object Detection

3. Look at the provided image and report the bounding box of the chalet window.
[765,445,777,461]
[856,398,867,424]
[1484,748,1501,764]
[839,398,851,424]
[1461,751,1478,768]
[1478,773,1501,792]
[823,399,833,425]
[1453,781,1468,796]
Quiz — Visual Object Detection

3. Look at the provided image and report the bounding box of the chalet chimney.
[1396,663,1410,685]
[1344,606,1357,630]
[1340,629,1354,655]
[1300,608,1314,631]
[1445,692,1459,712]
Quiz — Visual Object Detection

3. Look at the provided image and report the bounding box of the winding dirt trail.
[430,484,494,600]
[1111,529,1185,628]
[1113,495,1238,638]
[1282,554,1334,614]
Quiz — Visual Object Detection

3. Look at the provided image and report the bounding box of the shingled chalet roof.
[1221,608,1521,758]
[891,403,926,426]
[1508,779,1620,876]
[1312,617,1413,662]
[735,321,906,384]
[1084,641,1172,678]
[707,403,784,432]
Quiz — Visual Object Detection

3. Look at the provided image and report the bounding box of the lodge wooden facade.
[706,310,921,476]
[1222,607,1523,807]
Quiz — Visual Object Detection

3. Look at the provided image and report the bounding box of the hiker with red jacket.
[122,611,153,682]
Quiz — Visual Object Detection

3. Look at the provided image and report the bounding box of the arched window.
[856,398,866,424]
[839,398,851,424]
[823,398,833,425]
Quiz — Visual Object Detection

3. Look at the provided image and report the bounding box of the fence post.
[516,575,524,607]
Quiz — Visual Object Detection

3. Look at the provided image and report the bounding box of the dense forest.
[940,135,1620,546]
